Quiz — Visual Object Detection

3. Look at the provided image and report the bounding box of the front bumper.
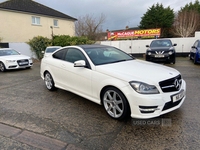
[123,79,186,119]
[5,60,33,70]
[146,53,175,63]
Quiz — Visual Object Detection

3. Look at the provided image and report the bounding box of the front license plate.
[155,55,164,58]
[172,90,184,103]
[19,62,28,65]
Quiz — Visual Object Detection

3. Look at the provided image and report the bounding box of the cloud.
[0,0,196,31]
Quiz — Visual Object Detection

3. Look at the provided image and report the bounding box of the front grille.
[17,59,29,66]
[148,50,170,55]
[159,75,182,92]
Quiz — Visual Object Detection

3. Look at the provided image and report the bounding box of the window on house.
[54,20,58,27]
[32,17,40,25]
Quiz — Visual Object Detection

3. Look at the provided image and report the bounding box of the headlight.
[168,51,173,55]
[29,58,32,61]
[169,47,174,50]
[147,48,151,50]
[148,52,151,55]
[6,60,16,63]
[129,81,159,94]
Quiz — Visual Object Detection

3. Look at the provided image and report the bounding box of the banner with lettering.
[107,28,161,40]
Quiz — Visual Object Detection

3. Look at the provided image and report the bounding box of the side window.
[65,48,86,63]
[52,49,66,60]
[194,41,198,47]
[197,41,200,48]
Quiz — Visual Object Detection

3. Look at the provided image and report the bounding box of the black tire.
[26,67,31,69]
[172,58,176,64]
[145,55,149,61]
[189,53,192,60]
[102,87,130,120]
[44,72,57,91]
[194,54,197,64]
[0,62,6,72]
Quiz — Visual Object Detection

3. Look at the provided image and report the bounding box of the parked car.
[146,39,177,64]
[40,45,186,120]
[42,46,61,57]
[0,48,33,72]
[189,40,200,64]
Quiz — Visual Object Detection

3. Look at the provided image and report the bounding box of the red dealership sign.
[108,28,161,40]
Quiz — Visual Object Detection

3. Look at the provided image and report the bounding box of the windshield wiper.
[112,59,131,63]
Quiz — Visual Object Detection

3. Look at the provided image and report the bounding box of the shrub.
[27,36,52,59]
[52,35,95,47]
[27,35,95,59]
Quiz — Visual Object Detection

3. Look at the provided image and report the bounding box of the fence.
[4,32,200,59]
[101,32,200,57]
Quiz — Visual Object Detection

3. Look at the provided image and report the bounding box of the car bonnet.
[95,59,180,85]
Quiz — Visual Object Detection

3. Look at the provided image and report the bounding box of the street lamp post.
[50,26,53,40]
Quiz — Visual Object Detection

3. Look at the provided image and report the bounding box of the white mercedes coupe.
[40,45,186,120]
[0,48,33,72]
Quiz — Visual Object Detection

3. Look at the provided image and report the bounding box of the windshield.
[0,49,20,56]
[84,47,134,65]
[46,47,61,53]
[150,40,172,47]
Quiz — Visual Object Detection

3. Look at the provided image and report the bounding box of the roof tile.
[0,0,77,21]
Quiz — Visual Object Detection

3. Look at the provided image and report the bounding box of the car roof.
[77,44,113,49]
[0,48,14,51]
[152,39,171,41]
[46,46,61,48]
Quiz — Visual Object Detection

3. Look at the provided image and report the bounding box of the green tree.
[139,3,174,37]
[181,0,200,13]
[27,36,52,60]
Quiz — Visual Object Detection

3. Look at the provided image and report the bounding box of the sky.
[0,0,196,31]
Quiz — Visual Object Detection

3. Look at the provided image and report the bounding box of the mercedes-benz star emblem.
[174,79,180,90]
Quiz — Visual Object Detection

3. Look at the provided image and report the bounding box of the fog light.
[139,106,159,113]
[148,52,151,55]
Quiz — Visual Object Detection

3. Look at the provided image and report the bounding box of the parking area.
[0,57,200,150]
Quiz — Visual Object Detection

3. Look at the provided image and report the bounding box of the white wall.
[101,32,200,54]
[9,43,37,58]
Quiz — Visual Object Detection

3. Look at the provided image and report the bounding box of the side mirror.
[173,44,177,46]
[41,51,45,54]
[74,60,86,67]
[192,46,196,48]
[146,45,149,47]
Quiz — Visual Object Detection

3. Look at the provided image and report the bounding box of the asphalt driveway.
[0,57,200,150]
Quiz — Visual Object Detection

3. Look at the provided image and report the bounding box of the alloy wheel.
[44,72,56,91]
[103,90,124,118]
[0,62,5,72]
